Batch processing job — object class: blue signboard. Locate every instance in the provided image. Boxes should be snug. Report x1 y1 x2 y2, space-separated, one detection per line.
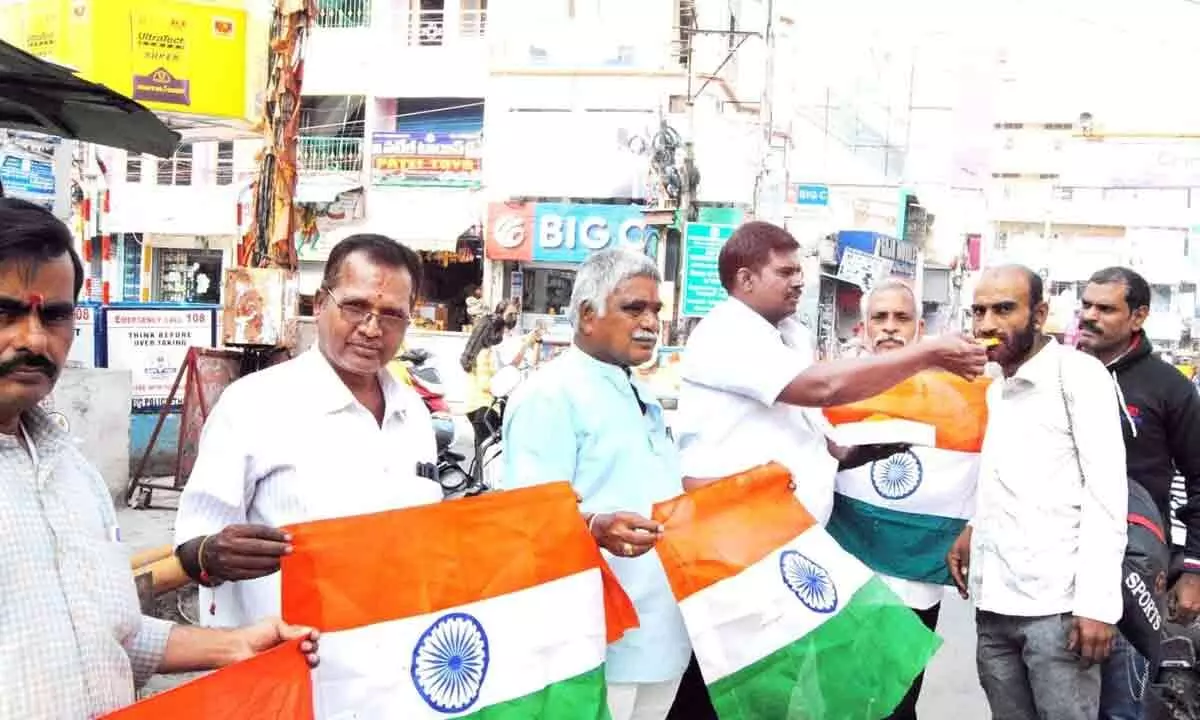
681 223 736 317
835 230 917 278
530 203 653 264
0 150 55 210
792 183 830 206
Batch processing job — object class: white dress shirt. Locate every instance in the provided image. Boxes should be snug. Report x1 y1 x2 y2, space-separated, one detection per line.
175 348 441 718
970 339 1128 624
676 298 839 523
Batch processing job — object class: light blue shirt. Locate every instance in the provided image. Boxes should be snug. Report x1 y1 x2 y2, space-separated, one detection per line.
502 346 692 683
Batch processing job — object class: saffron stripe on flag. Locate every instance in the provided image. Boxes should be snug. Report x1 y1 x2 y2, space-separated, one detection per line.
823 371 990 452
101 640 312 719
281 481 637 643
652 464 817 602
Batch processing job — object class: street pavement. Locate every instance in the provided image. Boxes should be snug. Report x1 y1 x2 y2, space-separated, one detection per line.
918 594 992 718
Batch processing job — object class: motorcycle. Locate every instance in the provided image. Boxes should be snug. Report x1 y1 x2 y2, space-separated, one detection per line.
470 365 523 489
390 349 482 500
1150 556 1200 720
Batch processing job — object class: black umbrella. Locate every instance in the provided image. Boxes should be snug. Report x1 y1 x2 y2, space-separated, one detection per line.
0 39 180 157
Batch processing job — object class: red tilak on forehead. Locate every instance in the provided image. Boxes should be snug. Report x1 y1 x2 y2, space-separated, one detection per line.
26 292 44 309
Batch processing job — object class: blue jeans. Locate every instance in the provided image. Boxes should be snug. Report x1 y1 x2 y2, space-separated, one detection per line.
1099 634 1150 720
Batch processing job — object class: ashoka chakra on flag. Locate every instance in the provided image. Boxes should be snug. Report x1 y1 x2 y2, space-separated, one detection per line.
652 463 942 719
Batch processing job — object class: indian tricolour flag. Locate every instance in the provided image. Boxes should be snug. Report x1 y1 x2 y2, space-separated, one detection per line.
823 372 989 587
652 464 941 719
280 482 637 719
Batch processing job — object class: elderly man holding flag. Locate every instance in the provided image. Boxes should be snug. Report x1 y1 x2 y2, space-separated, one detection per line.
502 248 691 720
822 278 989 720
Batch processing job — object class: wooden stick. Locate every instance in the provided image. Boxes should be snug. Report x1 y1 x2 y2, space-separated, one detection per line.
130 545 174 569
133 554 191 596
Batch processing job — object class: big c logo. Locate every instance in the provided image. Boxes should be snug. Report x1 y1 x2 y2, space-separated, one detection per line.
485 202 652 264
485 203 534 261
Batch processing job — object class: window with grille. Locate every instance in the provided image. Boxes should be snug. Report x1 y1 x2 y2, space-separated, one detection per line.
156 144 193 186
125 153 142 183
216 141 234 185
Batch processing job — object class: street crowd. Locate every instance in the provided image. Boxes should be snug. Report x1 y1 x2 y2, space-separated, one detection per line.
1 194 1198 719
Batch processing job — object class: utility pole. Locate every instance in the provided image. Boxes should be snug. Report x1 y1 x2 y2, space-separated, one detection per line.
237 0 315 270
675 2 762 224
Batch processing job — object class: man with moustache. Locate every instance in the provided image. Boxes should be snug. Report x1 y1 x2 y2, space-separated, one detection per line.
948 264 1127 720
675 222 987 520
174 234 441 718
502 249 691 720
825 278 986 720
0 198 318 717
1075 266 1200 720
669 222 986 719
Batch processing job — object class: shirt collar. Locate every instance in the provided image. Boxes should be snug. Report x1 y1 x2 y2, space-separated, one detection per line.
724 297 784 338
301 348 411 419
565 345 661 409
0 405 67 461
1010 336 1063 386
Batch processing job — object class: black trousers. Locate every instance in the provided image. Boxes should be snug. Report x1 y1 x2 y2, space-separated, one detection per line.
665 602 942 720
886 603 942 720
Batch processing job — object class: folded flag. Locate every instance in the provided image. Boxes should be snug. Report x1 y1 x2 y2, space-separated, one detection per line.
281 481 638 719
652 464 941 719
102 640 312 719
823 372 988 586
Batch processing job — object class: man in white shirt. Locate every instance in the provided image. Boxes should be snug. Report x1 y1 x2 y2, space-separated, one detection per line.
174 234 442 717
948 264 1127 720
675 221 987 521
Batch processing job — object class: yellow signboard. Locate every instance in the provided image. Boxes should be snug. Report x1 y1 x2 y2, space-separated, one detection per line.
0 0 254 123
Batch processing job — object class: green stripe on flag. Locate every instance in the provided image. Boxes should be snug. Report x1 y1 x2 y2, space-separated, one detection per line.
707 577 941 719
827 493 965 586
466 666 611 719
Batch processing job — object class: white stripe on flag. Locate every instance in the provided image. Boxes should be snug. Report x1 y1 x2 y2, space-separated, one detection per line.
314 568 607 718
679 528 873 685
835 446 978 518
827 419 937 448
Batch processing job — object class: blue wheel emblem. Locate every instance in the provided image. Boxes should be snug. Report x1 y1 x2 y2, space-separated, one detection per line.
411 612 490 713
780 550 838 613
869 450 923 500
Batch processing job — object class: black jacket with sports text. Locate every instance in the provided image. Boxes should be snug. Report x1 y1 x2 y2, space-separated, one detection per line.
1107 331 1200 567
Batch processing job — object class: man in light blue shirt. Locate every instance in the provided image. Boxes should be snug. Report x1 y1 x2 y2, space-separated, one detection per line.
502 248 691 720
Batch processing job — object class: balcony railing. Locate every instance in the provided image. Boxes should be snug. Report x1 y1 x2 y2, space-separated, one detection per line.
298 137 364 174
315 0 371 29
408 8 487 46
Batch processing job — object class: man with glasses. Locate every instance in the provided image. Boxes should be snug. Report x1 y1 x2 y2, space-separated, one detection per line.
174 234 441 718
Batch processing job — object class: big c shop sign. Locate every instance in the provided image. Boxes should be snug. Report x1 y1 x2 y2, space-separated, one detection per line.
485 202 654 263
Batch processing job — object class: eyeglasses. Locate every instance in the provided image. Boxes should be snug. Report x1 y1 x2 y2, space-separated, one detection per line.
322 288 409 334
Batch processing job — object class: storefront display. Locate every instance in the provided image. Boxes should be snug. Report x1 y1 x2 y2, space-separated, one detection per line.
413 238 483 331
152 247 224 304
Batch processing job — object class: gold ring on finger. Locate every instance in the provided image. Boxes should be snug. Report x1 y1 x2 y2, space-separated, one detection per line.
623 542 634 556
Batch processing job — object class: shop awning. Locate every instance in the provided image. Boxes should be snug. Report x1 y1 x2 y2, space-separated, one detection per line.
295 177 362 204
